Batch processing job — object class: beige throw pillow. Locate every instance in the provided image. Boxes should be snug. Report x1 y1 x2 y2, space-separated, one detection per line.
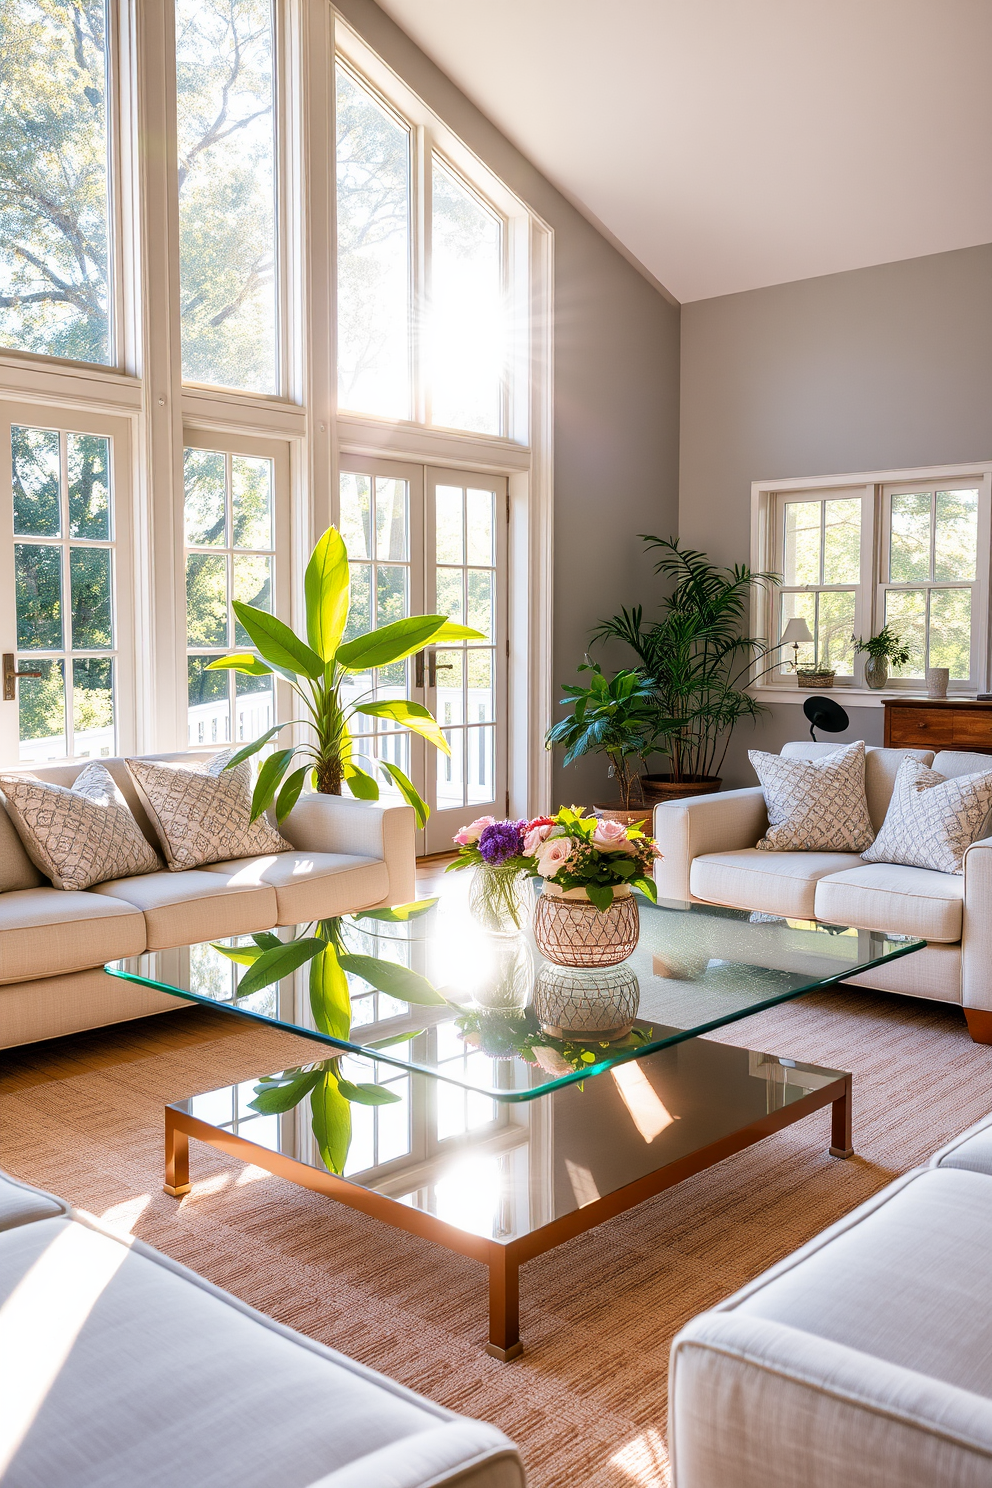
750 740 874 853
861 755 992 875
0 763 161 891
127 751 290 871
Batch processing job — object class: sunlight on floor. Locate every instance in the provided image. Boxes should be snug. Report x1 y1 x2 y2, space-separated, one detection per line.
98 1193 151 1235
186 1171 232 1200
236 1164 274 1186
0 1224 132 1473
611 1425 671 1486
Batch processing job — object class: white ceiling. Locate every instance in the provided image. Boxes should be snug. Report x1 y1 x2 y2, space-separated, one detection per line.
374 0 992 303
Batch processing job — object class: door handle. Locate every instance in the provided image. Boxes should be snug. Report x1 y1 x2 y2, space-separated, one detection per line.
3 654 42 702
428 654 454 688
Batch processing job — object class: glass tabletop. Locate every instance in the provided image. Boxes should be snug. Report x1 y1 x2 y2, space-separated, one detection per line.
108 873 923 1103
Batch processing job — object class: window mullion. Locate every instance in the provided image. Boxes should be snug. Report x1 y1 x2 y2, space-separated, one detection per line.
414 123 430 428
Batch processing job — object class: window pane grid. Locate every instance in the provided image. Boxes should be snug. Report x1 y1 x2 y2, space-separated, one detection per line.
185 448 276 746
435 484 496 810
779 495 862 678
884 487 979 680
12 424 116 761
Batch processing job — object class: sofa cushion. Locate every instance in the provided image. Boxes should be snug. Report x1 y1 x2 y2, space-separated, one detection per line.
0 887 146 986
814 862 964 942
126 752 290 871
201 851 389 924
90 869 278 951
930 1114 992 1176
0 763 160 891
780 742 934 832
750 740 874 852
0 1170 67 1231
0 1210 519 1488
0 799 44 892
689 848 865 918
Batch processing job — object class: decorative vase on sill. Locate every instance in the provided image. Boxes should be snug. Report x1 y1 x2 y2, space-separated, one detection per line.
469 864 530 937
533 963 640 1041
863 655 889 690
532 882 640 968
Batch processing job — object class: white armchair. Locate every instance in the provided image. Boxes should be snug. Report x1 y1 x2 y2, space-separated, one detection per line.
651 743 992 1043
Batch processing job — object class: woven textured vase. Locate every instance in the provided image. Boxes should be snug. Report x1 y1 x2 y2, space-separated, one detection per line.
532 883 639 967
533 964 640 1040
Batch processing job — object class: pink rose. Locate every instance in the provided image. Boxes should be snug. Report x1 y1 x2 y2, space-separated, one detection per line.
591 819 635 853
535 836 575 877
453 815 496 847
522 821 554 856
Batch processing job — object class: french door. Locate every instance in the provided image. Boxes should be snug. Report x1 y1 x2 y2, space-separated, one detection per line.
338 455 507 854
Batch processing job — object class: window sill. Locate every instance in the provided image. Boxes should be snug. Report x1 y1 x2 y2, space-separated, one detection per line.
750 685 979 707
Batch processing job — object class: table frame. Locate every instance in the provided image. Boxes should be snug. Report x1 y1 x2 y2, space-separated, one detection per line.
164 1061 852 1360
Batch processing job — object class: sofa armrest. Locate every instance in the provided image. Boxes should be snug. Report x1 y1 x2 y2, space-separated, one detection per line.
282 794 417 909
304 1421 524 1488
962 835 992 1011
669 1310 992 1488
652 788 767 902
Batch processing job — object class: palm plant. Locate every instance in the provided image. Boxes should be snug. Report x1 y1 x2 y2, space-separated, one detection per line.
544 662 658 809
592 537 778 783
208 525 482 827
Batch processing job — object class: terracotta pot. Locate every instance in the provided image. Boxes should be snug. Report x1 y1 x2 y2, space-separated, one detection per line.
637 774 722 804
533 882 639 968
592 802 653 827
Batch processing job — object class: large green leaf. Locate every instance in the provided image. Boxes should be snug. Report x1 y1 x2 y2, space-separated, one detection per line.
309 941 352 1040
210 942 266 967
352 898 438 923
233 602 324 680
305 527 350 662
430 622 486 642
235 937 324 999
377 761 429 829
248 1071 320 1115
353 699 449 753
336 953 444 1006
632 876 659 903
336 1078 401 1106
205 653 273 677
311 1074 351 1175
275 765 309 823
336 615 450 671
344 762 380 801
223 723 293 771
250 748 296 821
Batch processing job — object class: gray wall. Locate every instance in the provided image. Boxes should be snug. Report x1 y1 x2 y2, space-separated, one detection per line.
680 242 992 786
334 0 682 812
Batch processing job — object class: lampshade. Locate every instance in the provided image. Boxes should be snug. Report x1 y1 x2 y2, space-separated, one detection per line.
780 617 814 645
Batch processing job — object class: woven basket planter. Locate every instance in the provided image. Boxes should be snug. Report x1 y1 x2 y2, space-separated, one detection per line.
532 882 639 968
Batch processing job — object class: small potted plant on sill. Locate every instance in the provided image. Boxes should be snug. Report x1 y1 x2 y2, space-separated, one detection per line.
795 662 836 690
853 625 911 691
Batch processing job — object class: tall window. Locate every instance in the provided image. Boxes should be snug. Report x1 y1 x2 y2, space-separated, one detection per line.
882 484 979 680
11 424 116 759
335 63 412 420
176 0 277 393
778 494 862 678
431 158 503 434
184 447 275 745
0 0 112 364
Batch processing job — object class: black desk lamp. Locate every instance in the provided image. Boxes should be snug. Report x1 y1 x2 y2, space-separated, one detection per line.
803 696 850 742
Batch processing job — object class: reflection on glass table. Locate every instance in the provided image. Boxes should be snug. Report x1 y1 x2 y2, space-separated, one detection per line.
167 1033 852 1359
109 873 923 1103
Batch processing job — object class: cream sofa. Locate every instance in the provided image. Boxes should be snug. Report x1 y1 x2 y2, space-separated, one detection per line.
0 753 416 1049
652 742 992 1043
668 1115 992 1488
0 1165 523 1486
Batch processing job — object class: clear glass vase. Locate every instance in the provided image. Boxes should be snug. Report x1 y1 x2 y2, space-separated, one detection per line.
469 864 531 936
864 654 889 690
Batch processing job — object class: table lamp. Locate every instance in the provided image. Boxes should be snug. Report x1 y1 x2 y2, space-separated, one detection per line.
780 616 813 671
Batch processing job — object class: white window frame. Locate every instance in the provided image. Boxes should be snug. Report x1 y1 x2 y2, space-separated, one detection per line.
751 462 992 703
0 1 555 818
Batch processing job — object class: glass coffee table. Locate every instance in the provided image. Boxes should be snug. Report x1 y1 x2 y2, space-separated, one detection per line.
108 882 924 1358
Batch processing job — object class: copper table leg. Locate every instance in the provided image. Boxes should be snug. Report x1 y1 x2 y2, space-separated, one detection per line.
829 1074 854 1158
486 1248 522 1362
164 1108 191 1196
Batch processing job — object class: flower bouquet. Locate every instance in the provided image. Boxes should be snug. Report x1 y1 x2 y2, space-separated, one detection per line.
447 816 534 933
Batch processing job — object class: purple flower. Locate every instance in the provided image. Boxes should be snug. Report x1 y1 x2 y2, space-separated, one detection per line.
478 820 525 865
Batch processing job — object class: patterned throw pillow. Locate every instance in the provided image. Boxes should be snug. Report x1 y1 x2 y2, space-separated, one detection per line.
750 740 874 853
126 751 290 872
0 763 161 891
862 755 992 875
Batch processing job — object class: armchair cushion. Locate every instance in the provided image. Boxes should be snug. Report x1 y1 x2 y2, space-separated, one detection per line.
689 849 864 919
814 862 964 943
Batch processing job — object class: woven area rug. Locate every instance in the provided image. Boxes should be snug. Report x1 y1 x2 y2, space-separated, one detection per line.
2 986 990 1487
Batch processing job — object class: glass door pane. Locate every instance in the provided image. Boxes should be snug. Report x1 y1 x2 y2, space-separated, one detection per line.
424 469 506 854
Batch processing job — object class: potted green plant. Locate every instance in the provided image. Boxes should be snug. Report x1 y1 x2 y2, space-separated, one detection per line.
854 625 911 690
208 525 482 826
544 661 657 822
591 538 778 803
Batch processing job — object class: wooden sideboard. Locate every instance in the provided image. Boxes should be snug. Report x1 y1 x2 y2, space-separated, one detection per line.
883 698 992 753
